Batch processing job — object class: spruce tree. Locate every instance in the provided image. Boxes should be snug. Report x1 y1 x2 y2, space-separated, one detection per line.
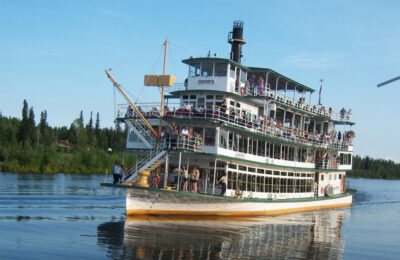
17 99 28 143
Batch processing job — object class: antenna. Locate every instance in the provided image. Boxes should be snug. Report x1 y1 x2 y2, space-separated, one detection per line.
377 76 400 87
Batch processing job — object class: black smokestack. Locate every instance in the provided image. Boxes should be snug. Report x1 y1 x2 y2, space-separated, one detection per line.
228 20 246 63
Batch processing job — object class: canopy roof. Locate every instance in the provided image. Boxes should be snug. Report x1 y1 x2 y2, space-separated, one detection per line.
182 57 315 93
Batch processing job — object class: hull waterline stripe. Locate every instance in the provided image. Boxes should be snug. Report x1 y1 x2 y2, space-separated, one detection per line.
126 202 352 216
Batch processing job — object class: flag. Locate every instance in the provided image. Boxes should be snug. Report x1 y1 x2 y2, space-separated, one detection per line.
318 79 323 106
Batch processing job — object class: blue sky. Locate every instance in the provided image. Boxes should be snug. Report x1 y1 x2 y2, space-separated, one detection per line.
1 0 399 161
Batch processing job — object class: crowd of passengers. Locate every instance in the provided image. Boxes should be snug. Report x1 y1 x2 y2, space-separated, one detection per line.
169 168 227 195
124 101 355 148
156 122 203 151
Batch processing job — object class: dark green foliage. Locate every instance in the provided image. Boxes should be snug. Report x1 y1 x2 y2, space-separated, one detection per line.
348 155 400 180
0 100 134 174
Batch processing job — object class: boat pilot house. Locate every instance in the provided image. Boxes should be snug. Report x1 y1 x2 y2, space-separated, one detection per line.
103 21 356 216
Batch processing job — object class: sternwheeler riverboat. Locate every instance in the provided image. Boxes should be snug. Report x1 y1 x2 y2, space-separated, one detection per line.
101 21 356 216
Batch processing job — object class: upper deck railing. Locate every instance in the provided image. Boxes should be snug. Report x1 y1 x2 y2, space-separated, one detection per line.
118 104 354 151
164 83 353 123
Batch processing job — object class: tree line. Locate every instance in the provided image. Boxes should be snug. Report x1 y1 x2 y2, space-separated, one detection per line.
348 155 400 180
0 100 135 174
1 100 399 178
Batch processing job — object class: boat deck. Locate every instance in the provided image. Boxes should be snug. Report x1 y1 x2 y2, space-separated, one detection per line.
100 182 355 204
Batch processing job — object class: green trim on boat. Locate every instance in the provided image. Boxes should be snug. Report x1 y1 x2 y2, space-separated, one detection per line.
100 182 354 203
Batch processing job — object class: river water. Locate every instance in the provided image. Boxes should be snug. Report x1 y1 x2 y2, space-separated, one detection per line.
0 172 399 259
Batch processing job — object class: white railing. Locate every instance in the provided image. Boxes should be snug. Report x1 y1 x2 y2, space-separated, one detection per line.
134 107 353 151
234 87 353 123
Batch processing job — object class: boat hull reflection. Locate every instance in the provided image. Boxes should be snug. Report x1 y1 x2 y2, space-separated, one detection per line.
97 209 349 259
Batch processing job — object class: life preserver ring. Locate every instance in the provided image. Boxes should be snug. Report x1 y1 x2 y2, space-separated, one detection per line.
150 175 160 187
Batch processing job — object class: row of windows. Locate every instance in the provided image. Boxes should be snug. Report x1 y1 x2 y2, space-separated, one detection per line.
227 164 314 177
188 62 248 83
219 130 315 163
227 171 314 193
340 153 352 165
189 63 228 77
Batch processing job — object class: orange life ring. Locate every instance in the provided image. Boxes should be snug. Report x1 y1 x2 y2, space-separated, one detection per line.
150 175 160 187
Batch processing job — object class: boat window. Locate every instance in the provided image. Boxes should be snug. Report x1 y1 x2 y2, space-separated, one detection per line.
266 170 272 176
189 63 201 77
190 95 197 100
339 174 342 180
228 163 237 169
248 167 256 173
285 112 293 128
273 171 280 176
288 172 294 176
258 176 264 193
204 128 216 146
183 95 188 100
281 172 287 176
216 162 226 168
201 63 213 77
219 129 228 149
228 171 236 190
197 97 205 107
206 95 214 99
240 69 247 83
216 95 224 100
257 169 264 174
229 65 236 78
215 63 227 76
321 175 324 181
238 165 246 171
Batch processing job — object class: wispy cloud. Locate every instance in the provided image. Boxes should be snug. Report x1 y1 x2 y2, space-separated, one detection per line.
96 9 128 20
281 52 346 69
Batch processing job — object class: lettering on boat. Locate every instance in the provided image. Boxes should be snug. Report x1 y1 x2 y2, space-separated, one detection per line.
198 79 215 84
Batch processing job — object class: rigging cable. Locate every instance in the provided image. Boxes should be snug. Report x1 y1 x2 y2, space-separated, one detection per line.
138 44 165 100
107 43 163 71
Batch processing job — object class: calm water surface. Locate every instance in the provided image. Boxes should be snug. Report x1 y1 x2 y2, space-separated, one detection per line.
0 172 399 259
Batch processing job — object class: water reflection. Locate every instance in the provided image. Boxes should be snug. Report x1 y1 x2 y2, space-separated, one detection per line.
97 209 349 259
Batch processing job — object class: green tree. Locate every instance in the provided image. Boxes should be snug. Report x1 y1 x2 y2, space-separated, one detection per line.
17 99 28 143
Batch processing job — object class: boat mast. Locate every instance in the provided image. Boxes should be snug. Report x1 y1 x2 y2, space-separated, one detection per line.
158 38 168 143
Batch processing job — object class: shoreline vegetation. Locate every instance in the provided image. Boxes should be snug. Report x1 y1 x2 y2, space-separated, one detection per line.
1 100 399 179
0 100 135 174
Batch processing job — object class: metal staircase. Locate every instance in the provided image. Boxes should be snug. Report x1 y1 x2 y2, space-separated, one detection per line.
125 118 156 148
124 147 167 182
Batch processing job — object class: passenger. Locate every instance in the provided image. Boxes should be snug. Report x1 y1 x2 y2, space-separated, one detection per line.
257 76 264 96
217 173 227 196
220 99 228 119
347 109 352 120
340 107 346 120
126 106 134 118
329 107 333 117
112 162 124 184
184 102 192 111
183 166 189 191
170 122 179 149
249 75 257 95
181 126 189 148
160 128 167 147
170 168 179 189
195 105 205 117
191 166 200 193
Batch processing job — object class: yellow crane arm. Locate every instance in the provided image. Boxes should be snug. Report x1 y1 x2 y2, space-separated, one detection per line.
105 70 159 138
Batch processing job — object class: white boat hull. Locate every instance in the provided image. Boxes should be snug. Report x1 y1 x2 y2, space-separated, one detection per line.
125 187 352 216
